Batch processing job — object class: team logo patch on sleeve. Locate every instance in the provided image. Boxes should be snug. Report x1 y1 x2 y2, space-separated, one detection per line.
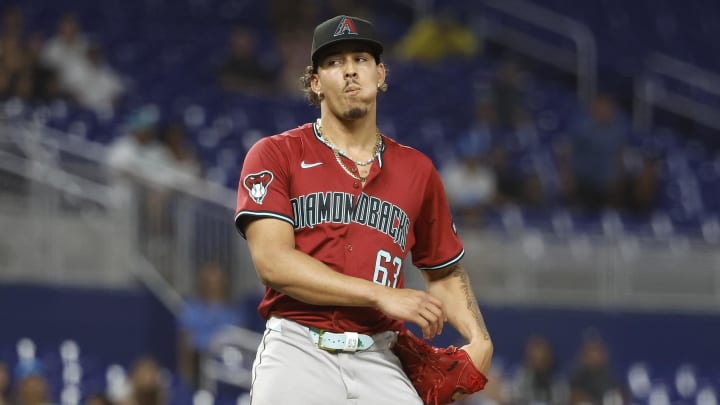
243 171 274 204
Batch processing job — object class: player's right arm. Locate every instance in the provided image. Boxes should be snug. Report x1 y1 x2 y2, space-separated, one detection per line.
243 216 445 338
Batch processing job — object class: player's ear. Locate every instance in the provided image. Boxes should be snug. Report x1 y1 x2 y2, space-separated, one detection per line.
376 63 386 88
310 73 321 95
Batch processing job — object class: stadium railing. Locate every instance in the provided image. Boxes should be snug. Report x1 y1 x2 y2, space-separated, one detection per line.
474 0 598 104
634 52 720 133
2 114 720 313
0 117 257 298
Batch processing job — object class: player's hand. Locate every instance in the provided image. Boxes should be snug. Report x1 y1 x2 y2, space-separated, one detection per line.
376 288 446 339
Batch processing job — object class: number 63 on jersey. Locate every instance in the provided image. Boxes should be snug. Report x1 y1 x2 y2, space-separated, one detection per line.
373 249 402 288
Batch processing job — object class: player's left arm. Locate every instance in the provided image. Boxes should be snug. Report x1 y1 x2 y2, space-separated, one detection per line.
421 263 493 374
411 158 493 372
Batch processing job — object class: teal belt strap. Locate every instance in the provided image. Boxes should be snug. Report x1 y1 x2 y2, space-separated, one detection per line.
308 328 375 352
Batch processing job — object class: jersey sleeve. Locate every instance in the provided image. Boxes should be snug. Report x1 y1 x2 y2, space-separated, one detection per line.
411 166 465 270
235 137 294 238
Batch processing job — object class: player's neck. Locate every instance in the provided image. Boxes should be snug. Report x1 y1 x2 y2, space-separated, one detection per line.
319 113 378 152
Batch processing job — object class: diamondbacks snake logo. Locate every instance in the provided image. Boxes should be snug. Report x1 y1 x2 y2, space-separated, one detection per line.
334 17 358 37
243 171 274 204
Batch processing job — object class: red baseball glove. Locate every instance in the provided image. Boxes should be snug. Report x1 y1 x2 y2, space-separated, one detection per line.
393 328 488 405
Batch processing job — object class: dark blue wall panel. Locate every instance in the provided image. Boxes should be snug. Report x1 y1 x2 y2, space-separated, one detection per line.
0 283 176 369
1 283 719 380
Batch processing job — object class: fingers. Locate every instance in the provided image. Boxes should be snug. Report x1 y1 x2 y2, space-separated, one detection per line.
417 294 445 339
378 288 446 339
418 313 440 339
417 311 433 339
422 304 445 337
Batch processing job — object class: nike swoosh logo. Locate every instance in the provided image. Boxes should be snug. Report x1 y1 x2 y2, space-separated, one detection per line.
300 161 323 169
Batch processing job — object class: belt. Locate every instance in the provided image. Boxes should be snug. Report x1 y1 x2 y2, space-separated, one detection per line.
266 316 395 353
308 328 377 353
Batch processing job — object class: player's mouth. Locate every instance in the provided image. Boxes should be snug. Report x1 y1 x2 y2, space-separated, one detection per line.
345 85 361 95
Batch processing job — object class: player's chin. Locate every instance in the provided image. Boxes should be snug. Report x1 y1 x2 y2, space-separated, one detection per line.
342 106 369 120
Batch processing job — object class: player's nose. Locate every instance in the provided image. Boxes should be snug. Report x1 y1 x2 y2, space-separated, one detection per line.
343 62 358 78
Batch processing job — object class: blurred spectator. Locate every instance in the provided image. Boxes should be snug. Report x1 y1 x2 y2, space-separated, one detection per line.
467 102 498 147
13 373 50 405
61 41 124 113
0 34 28 80
512 109 540 150
178 262 241 389
84 393 114 405
110 114 201 188
0 8 22 102
444 99 546 219
0 65 12 99
1 31 60 104
160 122 202 182
492 58 528 131
621 152 661 214
109 109 203 270
511 335 568 405
108 106 178 252
441 133 496 226
556 94 628 213
13 355 43 387
121 356 166 405
0 362 9 405
22 33 62 103
9 67 33 101
40 13 88 75
271 0 319 94
107 106 170 184
0 6 27 89
1 6 23 40
569 334 624 405
395 8 480 64
218 28 279 95
490 143 544 207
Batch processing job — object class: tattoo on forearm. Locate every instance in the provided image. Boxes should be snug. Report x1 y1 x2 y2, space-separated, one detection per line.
451 265 490 341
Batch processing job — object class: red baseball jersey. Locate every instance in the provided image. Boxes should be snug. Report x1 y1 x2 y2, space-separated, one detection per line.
235 121 464 334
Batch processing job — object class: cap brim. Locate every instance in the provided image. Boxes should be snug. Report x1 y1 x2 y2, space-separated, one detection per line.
312 38 383 66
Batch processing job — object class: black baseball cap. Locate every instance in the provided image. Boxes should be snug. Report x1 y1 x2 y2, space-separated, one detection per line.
311 15 383 68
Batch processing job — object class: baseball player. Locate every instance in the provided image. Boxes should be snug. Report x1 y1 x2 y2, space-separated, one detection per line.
235 15 493 404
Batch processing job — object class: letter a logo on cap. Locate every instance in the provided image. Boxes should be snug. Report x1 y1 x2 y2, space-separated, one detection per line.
333 16 358 37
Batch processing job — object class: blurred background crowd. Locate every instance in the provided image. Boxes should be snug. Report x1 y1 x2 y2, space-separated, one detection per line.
1 0 720 405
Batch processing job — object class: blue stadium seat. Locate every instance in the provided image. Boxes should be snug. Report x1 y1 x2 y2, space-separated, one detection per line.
10 0 720 241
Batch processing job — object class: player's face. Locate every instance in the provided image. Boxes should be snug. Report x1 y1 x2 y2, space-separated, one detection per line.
313 43 385 120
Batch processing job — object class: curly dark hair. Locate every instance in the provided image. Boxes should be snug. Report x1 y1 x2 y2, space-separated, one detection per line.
300 65 389 107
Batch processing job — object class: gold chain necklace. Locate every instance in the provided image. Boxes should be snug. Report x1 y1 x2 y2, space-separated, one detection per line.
317 119 381 166
333 149 368 182
316 120 382 182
